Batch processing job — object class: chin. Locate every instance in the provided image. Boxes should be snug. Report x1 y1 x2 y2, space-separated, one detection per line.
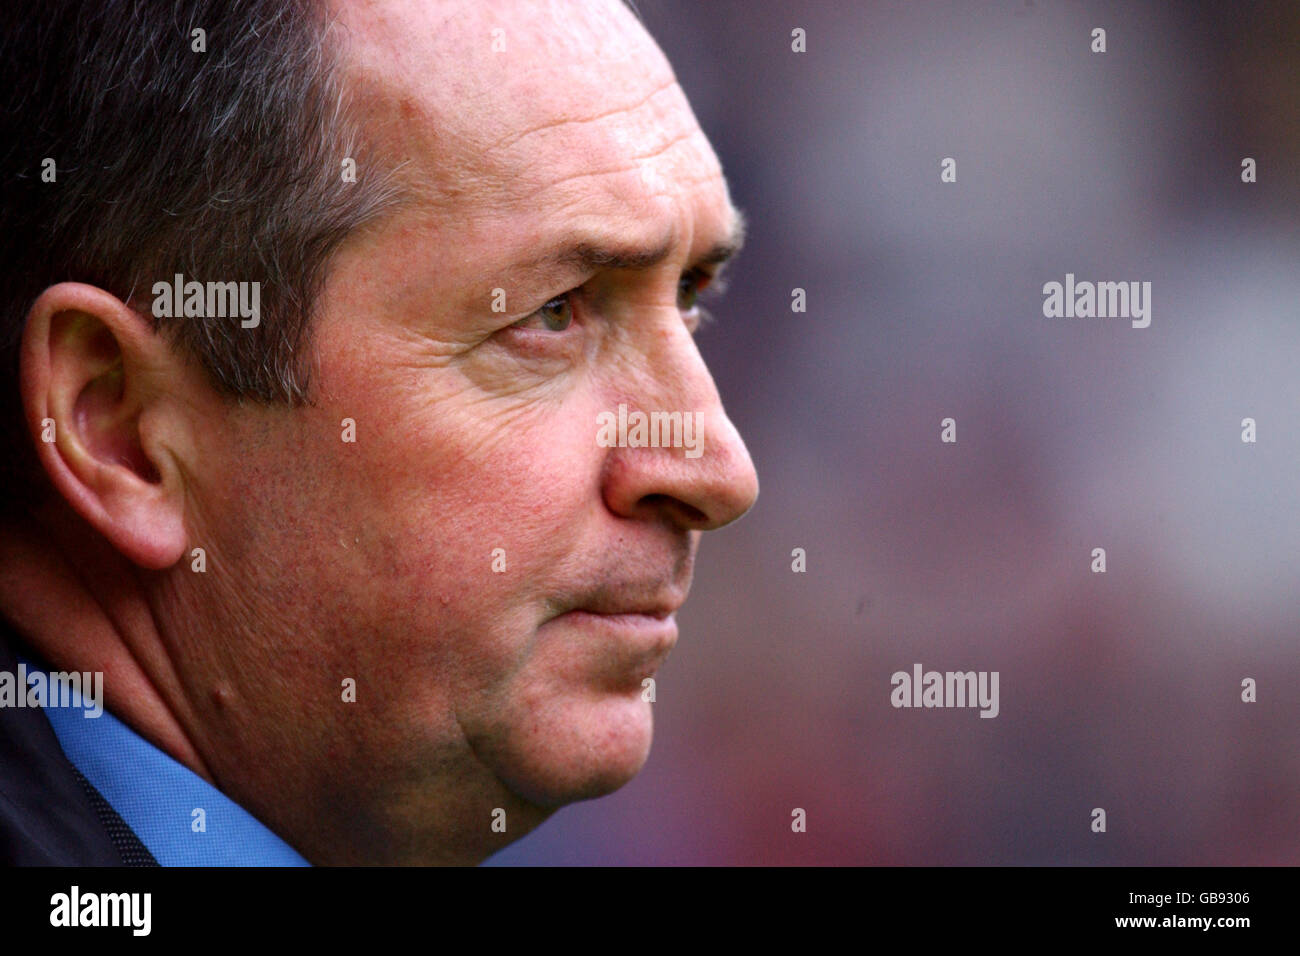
488 692 657 808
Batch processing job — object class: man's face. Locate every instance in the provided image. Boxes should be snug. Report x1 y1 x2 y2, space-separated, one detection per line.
166 0 757 863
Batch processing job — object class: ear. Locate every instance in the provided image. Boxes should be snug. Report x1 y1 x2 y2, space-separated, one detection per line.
19 282 189 569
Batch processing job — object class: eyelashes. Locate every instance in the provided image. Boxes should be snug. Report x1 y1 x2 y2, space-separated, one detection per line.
690 269 730 330
511 266 730 334
512 294 574 332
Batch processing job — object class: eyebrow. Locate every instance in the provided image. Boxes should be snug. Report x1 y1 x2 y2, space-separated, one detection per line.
523 207 748 279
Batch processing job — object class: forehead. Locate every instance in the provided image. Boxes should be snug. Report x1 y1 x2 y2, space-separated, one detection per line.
331 0 730 245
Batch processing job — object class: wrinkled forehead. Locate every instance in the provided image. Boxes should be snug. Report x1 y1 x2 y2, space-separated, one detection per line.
331 0 717 206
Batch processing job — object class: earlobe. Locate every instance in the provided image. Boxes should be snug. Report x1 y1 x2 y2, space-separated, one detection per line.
20 282 189 570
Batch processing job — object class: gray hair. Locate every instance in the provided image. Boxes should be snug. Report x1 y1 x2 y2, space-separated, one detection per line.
0 0 404 507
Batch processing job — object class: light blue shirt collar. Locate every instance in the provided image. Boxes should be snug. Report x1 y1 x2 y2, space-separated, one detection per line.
30 659 310 866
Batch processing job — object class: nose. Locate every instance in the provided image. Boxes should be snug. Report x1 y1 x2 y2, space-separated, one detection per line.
598 326 759 531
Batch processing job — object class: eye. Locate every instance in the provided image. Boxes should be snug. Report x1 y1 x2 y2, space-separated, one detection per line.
513 294 574 332
679 267 728 332
678 269 712 312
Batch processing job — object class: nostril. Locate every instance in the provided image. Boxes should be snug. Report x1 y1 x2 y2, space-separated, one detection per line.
642 493 708 527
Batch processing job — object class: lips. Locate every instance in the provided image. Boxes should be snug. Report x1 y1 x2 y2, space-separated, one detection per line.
558 609 678 630
546 584 686 625
566 604 676 621
538 562 692 688
542 605 681 686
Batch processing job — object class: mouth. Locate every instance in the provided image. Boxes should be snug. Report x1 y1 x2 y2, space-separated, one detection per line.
544 583 685 625
557 608 678 631
542 602 682 686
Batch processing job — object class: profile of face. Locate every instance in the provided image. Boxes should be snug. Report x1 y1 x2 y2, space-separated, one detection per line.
25 0 758 864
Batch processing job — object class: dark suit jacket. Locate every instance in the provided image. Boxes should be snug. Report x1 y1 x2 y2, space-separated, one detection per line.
0 619 157 865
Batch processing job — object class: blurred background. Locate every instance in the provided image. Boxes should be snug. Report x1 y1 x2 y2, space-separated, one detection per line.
489 0 1300 864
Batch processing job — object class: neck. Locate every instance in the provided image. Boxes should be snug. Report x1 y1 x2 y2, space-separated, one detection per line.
0 503 213 782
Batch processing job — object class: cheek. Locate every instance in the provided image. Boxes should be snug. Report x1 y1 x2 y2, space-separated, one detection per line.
308 317 657 798
313 340 606 677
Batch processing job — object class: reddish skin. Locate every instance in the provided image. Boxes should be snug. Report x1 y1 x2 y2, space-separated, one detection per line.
1 0 758 864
